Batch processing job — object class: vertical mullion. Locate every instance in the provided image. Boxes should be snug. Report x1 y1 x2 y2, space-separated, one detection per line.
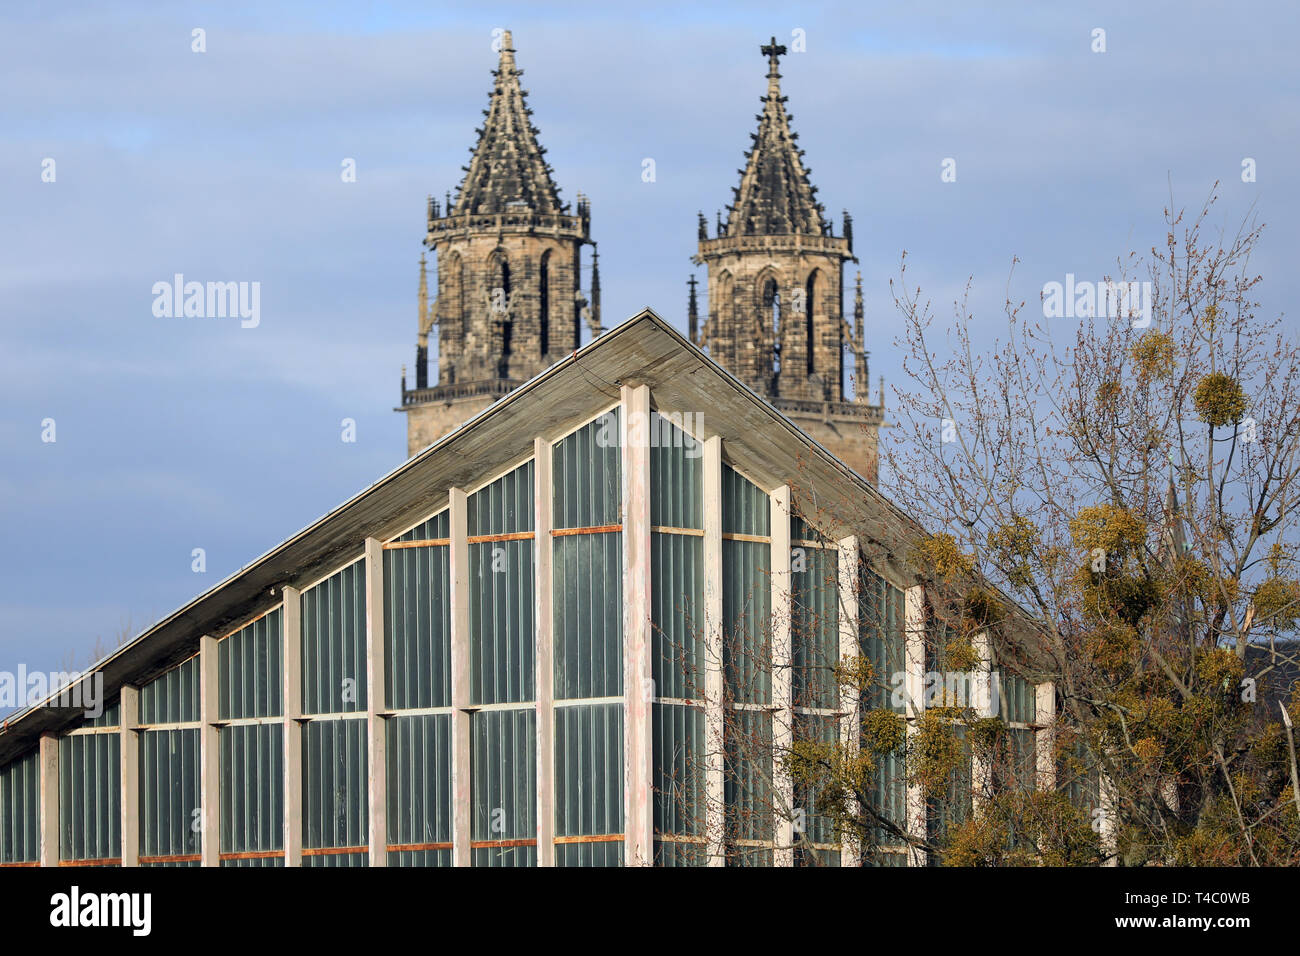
770 484 793 865
535 436 554 865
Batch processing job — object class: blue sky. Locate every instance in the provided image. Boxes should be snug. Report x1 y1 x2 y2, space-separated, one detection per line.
1 1 1298 683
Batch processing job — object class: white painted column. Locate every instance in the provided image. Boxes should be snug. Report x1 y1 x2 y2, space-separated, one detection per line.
903 583 927 866
119 684 139 867
702 435 724 866
39 733 58 867
837 536 860 867
770 484 794 867
533 436 555 866
199 633 219 867
364 536 388 867
448 487 472 867
1035 682 1056 793
282 585 303 867
970 630 994 813
622 383 654 866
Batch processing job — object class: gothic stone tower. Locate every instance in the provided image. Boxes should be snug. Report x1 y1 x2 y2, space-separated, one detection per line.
692 38 883 482
400 31 598 457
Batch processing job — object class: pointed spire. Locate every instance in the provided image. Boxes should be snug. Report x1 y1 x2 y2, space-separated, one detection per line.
418 251 429 317
415 253 430 389
451 30 564 217
725 37 826 237
590 246 602 334
854 271 866 397
687 275 699 343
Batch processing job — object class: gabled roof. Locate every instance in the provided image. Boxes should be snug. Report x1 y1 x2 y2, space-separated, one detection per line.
451 30 565 217
725 37 826 237
0 309 930 763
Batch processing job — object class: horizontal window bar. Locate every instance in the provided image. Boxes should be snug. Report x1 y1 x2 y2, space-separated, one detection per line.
297 712 367 722
465 701 536 712
219 850 285 861
386 842 453 853
139 854 201 865
551 524 622 537
382 706 455 718
383 538 450 550
216 716 284 728
59 858 122 867
554 696 624 707
469 839 537 849
302 846 368 857
466 531 534 544
554 834 623 845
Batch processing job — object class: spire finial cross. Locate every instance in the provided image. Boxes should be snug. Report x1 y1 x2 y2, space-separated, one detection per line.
761 36 786 76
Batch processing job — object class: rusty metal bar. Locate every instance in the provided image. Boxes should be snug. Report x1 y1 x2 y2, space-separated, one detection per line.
553 833 624 845
383 539 450 550
550 524 621 537
465 531 534 544
385 841 454 853
138 853 202 865
58 858 122 867
301 845 368 857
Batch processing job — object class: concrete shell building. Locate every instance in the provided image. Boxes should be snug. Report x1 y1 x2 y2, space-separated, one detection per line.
0 312 1056 868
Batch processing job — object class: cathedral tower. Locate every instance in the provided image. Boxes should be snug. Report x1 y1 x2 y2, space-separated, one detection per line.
692 38 883 482
400 31 599 456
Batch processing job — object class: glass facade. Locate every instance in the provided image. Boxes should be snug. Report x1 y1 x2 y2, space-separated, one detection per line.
721 465 773 864
650 412 706 864
59 729 121 864
861 568 908 865
0 751 39 865
469 460 537 865
301 561 369 864
220 608 285 867
384 508 453 866
791 513 840 866
553 410 625 865
139 656 200 867
0 397 1051 869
